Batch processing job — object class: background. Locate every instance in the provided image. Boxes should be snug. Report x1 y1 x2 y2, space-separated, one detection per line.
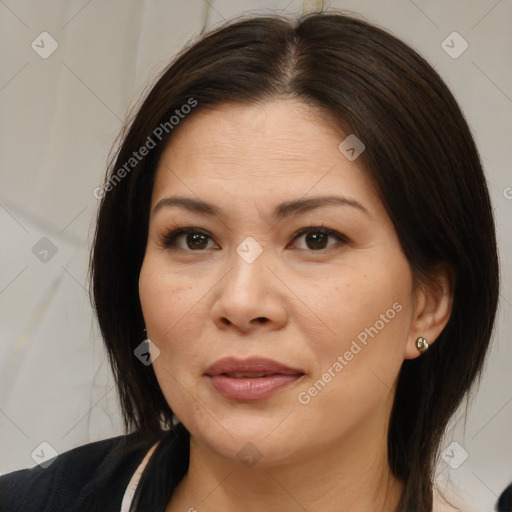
0 0 511 510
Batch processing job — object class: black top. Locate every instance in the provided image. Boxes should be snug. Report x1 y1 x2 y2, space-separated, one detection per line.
0 424 190 512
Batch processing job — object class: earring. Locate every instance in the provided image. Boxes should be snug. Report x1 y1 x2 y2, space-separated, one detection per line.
416 336 429 354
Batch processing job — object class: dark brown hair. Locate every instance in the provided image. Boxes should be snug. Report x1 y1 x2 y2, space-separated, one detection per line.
90 11 499 512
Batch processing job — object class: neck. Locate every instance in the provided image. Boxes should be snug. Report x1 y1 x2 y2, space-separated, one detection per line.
166 411 403 512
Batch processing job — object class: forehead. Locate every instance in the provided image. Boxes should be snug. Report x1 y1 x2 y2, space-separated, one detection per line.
151 99 380 215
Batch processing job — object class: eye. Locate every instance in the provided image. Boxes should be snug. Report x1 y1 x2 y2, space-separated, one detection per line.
289 226 349 251
160 228 218 251
160 226 349 252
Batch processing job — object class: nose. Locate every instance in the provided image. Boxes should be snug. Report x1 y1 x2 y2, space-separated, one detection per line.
210 244 288 334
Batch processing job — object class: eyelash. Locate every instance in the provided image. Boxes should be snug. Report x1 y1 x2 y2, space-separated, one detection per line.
159 225 350 253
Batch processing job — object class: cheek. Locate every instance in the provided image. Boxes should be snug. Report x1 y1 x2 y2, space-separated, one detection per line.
139 254 196 335
138 253 210 375
296 296 410 442
306 261 412 387
139 258 205 419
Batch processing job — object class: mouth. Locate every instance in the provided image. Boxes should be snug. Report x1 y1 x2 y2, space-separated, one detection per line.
221 372 286 378
205 357 305 401
205 356 304 376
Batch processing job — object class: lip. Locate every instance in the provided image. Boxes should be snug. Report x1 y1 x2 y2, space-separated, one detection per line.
205 356 304 376
205 356 305 401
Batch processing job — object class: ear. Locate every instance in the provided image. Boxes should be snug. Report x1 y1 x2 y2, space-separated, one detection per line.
404 263 455 360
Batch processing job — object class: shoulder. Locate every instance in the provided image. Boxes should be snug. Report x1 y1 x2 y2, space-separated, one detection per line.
0 431 161 512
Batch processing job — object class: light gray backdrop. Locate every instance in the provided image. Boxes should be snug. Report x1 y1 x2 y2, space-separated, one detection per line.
1 1 511 510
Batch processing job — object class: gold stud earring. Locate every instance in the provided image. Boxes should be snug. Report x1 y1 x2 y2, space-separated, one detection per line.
416 336 429 354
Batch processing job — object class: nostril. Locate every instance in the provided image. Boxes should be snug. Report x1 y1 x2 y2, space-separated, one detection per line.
220 317 267 326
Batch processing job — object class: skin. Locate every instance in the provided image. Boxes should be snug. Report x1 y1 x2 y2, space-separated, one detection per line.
138 98 454 512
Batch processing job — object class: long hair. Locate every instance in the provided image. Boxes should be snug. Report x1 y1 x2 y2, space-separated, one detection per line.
90 12 499 511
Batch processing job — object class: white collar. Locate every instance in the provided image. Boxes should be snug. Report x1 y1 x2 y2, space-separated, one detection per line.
120 441 160 512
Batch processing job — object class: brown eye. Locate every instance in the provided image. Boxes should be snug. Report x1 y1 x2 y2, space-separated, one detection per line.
290 227 349 251
161 229 216 251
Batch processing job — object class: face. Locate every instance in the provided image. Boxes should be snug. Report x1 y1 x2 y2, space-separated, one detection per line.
139 99 418 466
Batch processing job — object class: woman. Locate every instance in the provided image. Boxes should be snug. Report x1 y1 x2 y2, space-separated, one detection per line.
0 11 499 512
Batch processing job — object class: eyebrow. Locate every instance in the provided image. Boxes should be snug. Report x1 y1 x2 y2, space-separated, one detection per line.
152 195 370 220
